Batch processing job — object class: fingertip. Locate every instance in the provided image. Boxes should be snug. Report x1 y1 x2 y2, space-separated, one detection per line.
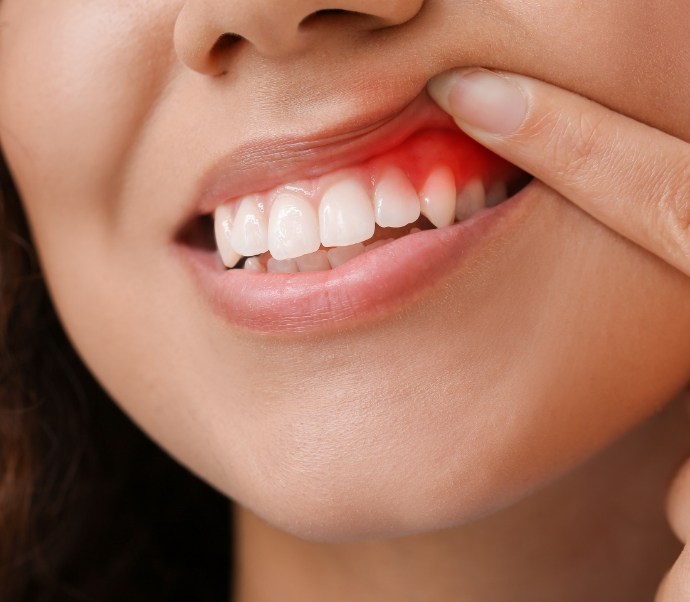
427 68 528 137
427 68 471 114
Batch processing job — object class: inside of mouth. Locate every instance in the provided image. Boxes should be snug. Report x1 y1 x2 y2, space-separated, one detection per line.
179 129 533 274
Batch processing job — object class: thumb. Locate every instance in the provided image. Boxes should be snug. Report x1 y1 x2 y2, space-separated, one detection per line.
428 68 690 278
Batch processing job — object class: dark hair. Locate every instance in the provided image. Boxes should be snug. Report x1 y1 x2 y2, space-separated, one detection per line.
0 150 229 600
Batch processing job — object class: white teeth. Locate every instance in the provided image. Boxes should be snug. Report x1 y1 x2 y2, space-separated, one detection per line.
455 179 486 221
319 178 375 247
267 257 299 273
327 243 365 268
231 195 269 257
373 167 420 228
243 257 265 272
213 205 242 268
486 181 508 208
419 166 456 228
215 164 513 273
296 249 330 272
268 192 320 260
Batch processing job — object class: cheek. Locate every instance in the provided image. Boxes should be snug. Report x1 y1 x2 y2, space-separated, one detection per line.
0 0 178 248
547 2 690 139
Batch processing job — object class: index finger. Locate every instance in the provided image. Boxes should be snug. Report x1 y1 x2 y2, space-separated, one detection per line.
428 69 690 278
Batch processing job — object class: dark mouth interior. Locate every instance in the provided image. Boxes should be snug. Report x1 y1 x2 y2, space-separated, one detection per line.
176 171 534 265
178 213 217 253
509 171 534 195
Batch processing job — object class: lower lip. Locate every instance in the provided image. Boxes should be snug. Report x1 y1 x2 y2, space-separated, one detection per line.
179 180 536 334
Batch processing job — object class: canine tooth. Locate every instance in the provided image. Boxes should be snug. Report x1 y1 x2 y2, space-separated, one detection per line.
268 192 320 260
319 178 375 247
243 257 265 272
373 167 420 228
231 195 269 257
267 257 299 273
214 205 242 268
327 243 365 268
486 181 508 207
420 166 456 228
296 250 330 272
455 179 486 221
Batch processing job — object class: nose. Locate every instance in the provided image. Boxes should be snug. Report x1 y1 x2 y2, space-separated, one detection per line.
174 0 424 75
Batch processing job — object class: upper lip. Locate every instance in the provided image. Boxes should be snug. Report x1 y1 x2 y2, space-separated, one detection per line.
192 89 458 217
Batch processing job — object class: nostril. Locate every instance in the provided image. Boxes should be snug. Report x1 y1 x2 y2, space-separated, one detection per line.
299 3 424 31
310 9 348 17
299 9 360 29
211 32 243 57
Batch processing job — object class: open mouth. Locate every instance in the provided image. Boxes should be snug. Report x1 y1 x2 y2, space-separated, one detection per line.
176 93 535 332
182 129 531 273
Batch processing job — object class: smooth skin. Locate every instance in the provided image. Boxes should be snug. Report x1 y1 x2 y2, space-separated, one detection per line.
429 66 690 600
1 1 690 600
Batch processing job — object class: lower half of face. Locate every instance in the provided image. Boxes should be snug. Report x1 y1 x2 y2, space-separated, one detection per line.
2 0 690 541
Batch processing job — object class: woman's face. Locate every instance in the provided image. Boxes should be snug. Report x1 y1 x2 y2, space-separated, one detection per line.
2 0 690 541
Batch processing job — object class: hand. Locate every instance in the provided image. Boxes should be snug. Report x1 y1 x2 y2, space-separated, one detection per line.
428 69 690 599
427 68 690 278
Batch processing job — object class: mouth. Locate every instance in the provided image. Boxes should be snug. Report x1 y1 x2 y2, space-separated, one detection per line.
176 91 533 333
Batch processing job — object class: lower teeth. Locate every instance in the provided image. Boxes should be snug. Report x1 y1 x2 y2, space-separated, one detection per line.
244 235 400 273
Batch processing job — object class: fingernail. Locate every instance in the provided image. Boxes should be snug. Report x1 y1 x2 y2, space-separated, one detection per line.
428 69 528 137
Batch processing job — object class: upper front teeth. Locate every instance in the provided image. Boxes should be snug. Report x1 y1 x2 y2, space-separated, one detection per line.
214 165 498 269
268 192 321 260
319 177 376 247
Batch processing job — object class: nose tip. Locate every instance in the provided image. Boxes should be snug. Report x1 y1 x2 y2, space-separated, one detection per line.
174 0 424 76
